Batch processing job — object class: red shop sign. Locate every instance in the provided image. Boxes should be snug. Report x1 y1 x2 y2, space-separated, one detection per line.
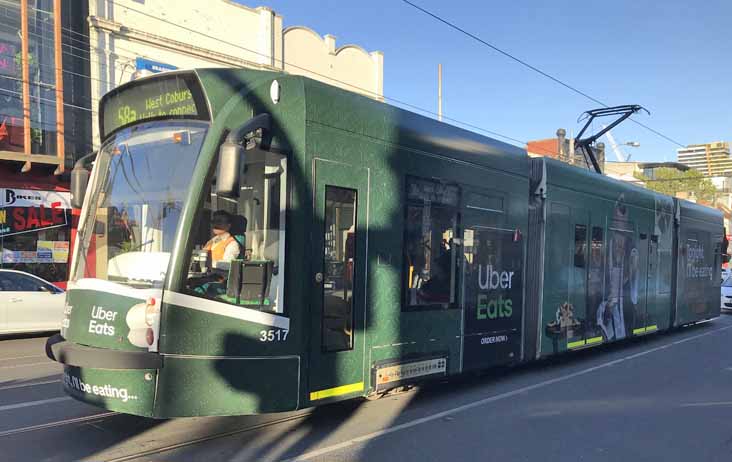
0 203 68 237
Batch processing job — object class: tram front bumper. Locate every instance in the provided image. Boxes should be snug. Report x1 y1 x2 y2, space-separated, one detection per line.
45 333 162 370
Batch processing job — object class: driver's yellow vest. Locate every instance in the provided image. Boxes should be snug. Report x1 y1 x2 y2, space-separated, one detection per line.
204 236 235 263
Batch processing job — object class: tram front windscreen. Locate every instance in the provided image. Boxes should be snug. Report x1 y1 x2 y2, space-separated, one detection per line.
73 120 209 286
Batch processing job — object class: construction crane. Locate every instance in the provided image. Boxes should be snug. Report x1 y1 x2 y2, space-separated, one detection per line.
603 125 639 162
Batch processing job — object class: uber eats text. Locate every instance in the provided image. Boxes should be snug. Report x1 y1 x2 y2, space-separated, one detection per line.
477 265 515 320
88 305 118 336
63 372 137 402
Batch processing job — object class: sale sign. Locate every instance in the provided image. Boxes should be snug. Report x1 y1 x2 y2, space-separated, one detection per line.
0 204 68 237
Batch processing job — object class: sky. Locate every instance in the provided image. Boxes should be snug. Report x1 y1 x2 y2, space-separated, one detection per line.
254 0 732 163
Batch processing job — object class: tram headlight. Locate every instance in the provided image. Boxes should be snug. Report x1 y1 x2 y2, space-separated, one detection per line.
146 328 155 346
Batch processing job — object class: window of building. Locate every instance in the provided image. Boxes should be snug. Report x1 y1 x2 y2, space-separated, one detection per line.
0 0 63 157
0 218 71 284
184 148 287 314
403 177 460 310
574 224 587 268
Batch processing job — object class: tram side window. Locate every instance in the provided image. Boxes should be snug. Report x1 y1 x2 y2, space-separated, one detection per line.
574 225 587 268
403 177 460 310
185 149 287 314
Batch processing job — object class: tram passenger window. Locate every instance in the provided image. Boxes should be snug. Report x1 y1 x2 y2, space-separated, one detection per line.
574 225 587 268
403 177 460 309
185 149 287 314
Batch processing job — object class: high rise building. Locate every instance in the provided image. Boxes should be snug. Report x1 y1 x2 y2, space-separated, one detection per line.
677 142 732 176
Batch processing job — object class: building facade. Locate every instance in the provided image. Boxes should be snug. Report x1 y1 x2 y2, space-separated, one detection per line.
0 0 382 286
87 0 384 146
677 142 732 176
0 0 91 286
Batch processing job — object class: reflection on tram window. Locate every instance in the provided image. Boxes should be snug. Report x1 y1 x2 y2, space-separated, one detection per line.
185 148 287 314
73 121 209 286
322 186 356 352
574 224 587 268
403 177 460 310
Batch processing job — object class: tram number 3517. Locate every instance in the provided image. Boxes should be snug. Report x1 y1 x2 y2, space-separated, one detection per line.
259 329 289 342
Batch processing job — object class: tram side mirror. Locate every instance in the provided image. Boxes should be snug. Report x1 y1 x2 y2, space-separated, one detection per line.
216 141 243 198
71 165 90 209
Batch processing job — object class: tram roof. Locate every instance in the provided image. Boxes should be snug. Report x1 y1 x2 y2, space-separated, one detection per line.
192 68 530 178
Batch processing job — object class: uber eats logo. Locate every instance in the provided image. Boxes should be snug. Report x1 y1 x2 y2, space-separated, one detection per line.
477 265 515 320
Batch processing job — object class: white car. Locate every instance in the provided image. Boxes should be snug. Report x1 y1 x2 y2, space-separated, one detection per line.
722 267 731 283
722 275 732 313
0 269 65 334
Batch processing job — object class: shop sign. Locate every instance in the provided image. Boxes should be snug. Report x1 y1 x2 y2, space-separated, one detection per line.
1 188 71 209
135 57 178 74
38 240 70 263
0 205 68 237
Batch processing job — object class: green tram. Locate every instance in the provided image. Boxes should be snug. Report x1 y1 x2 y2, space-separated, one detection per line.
46 69 723 417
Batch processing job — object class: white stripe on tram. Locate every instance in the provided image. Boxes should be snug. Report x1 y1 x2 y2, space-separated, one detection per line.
165 291 290 330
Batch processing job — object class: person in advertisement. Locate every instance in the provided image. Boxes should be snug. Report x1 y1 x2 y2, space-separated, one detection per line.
597 195 639 340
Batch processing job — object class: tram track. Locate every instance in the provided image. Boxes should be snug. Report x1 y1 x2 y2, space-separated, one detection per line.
102 410 317 462
0 361 59 371
0 379 61 392
0 411 117 438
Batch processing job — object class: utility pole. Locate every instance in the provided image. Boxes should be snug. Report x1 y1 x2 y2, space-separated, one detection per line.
53 0 65 175
437 63 442 121
20 0 31 173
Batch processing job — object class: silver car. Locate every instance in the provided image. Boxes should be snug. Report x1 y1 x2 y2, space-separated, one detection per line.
0 269 65 334
721 275 732 313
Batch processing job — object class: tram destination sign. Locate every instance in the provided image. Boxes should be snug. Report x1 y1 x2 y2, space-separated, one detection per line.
101 73 209 139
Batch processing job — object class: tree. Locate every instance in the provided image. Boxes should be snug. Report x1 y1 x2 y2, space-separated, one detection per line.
634 167 717 202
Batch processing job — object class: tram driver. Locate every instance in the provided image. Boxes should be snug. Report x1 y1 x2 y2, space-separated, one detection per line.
204 210 242 268
187 210 246 297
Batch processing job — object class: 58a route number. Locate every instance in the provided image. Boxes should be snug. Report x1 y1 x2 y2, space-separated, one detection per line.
260 329 289 342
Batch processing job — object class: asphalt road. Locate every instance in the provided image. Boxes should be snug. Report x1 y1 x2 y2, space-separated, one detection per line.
1 315 731 462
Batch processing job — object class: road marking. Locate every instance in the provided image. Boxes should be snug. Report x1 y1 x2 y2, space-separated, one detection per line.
680 401 732 408
0 355 45 362
0 412 117 438
0 379 61 392
0 396 71 412
0 361 58 371
281 323 732 462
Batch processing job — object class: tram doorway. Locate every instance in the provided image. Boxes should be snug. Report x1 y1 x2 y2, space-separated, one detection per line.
308 159 369 402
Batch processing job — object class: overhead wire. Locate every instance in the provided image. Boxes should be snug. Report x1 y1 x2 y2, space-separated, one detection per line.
1 0 562 158
400 0 687 148
91 0 561 154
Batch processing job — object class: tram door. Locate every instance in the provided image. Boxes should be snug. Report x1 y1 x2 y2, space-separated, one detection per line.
461 200 524 370
637 233 658 331
308 159 369 402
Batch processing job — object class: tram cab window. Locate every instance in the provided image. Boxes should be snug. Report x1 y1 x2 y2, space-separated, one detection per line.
403 177 460 310
185 149 287 314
